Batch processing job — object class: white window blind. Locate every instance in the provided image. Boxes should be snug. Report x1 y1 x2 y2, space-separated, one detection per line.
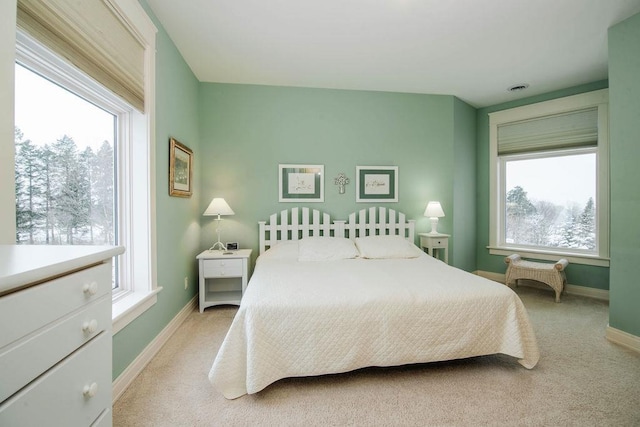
17 0 145 112
497 108 598 155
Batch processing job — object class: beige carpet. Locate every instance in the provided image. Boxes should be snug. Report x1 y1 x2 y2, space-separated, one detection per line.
113 287 640 426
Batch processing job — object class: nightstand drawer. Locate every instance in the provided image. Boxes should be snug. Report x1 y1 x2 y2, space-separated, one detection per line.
203 259 243 278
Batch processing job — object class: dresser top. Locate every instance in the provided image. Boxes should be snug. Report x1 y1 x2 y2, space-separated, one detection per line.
0 245 125 295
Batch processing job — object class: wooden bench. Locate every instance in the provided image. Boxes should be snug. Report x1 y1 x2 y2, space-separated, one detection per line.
504 254 569 302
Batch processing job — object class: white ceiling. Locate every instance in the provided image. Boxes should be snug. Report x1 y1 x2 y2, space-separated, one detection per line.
147 0 640 107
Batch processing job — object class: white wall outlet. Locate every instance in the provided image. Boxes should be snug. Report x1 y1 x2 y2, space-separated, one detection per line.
184 277 188 290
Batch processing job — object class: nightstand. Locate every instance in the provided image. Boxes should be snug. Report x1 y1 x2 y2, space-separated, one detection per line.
419 233 450 264
196 249 252 313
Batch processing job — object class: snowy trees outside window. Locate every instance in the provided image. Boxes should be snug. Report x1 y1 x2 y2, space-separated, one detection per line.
505 185 596 251
15 128 115 245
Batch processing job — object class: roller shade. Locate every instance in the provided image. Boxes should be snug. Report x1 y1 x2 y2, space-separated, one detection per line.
17 0 145 112
497 107 598 155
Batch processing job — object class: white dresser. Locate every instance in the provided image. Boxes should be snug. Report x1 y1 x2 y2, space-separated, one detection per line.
0 245 124 427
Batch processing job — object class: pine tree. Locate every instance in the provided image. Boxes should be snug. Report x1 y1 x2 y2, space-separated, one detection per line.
559 203 581 248
14 128 44 243
506 186 537 244
577 197 596 249
78 146 95 243
51 135 83 244
40 144 56 244
92 140 115 244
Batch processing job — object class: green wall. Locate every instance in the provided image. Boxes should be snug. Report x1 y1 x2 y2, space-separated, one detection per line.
608 12 640 336
453 98 477 272
111 2 201 380
198 83 476 268
475 80 610 289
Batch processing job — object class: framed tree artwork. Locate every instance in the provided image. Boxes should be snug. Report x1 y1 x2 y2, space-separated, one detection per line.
169 137 193 197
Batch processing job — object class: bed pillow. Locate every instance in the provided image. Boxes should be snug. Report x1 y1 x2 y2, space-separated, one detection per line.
258 241 299 262
354 235 422 259
298 237 360 261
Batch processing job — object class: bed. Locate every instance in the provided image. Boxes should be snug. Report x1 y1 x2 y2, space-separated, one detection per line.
209 207 539 399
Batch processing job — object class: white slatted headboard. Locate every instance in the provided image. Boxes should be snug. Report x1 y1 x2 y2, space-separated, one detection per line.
338 207 415 241
259 207 335 254
258 207 415 254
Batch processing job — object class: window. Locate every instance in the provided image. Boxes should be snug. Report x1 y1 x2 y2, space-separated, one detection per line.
489 90 609 266
15 63 120 283
15 0 159 333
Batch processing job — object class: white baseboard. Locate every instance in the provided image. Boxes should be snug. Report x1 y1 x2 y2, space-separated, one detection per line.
112 296 197 403
606 325 640 354
473 270 609 301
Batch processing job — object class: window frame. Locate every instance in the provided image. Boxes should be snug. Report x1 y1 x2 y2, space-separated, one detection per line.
488 90 610 267
15 0 159 333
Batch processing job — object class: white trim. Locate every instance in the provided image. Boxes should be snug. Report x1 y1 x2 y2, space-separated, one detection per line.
112 287 163 334
564 283 609 301
112 296 197 403
488 89 609 261
487 247 610 267
606 326 640 354
473 270 609 301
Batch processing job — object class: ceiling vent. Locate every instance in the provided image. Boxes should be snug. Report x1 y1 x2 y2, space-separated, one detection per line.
508 83 530 92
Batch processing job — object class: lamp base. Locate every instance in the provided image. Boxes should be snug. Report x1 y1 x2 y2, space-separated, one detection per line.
209 218 228 251
208 241 227 251
427 217 440 234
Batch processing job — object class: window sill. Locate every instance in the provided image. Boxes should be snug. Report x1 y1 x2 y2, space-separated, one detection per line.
112 287 163 334
487 246 609 267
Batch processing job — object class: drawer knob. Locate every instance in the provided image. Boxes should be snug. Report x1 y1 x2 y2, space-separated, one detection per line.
83 282 99 296
83 382 99 398
82 319 99 334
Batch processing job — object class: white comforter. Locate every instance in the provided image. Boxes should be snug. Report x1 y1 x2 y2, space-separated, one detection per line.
209 253 539 399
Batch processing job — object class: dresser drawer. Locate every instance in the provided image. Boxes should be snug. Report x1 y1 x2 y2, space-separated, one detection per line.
203 259 243 278
0 262 111 350
0 295 111 403
0 332 111 427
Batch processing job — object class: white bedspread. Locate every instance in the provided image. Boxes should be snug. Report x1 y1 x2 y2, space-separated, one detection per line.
209 253 539 399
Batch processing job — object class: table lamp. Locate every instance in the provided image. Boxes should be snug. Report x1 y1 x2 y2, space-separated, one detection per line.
203 198 235 251
424 201 445 235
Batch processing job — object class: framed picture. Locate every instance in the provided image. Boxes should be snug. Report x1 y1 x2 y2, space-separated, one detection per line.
279 164 324 202
169 137 193 197
356 166 398 202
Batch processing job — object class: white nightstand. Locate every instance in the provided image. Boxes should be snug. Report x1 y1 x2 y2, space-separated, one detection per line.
419 233 450 264
196 249 252 313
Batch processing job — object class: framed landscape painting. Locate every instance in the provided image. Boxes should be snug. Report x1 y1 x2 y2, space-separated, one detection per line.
279 164 324 202
169 137 193 197
356 166 398 202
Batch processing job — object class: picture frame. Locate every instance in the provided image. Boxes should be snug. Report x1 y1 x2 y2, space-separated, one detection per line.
169 137 193 197
278 164 324 202
356 166 398 202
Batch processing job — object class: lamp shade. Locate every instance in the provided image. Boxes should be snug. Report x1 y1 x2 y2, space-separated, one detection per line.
203 198 235 216
424 201 445 218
